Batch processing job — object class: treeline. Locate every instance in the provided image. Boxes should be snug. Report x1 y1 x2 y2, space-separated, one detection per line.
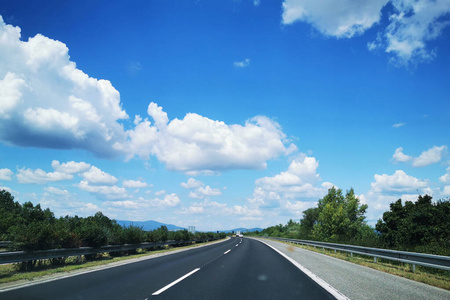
250 187 449 255
0 189 225 252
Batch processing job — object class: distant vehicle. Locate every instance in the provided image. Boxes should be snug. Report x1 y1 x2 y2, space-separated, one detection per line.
238 234 243 238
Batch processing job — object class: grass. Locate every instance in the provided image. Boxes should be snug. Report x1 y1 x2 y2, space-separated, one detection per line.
0 239 225 286
281 241 450 291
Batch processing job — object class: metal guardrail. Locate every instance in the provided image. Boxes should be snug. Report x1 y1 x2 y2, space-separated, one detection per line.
267 237 450 273
0 241 12 248
0 239 215 265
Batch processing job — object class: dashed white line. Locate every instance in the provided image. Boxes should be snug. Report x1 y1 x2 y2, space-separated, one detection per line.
224 249 231 255
235 244 239 247
152 268 201 296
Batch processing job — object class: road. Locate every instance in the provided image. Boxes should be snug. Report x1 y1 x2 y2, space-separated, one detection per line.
0 237 339 299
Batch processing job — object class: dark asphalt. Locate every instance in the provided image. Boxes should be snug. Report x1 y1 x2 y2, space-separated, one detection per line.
1 238 337 299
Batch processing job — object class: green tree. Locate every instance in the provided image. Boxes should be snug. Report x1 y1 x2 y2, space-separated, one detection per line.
312 187 368 242
376 195 450 254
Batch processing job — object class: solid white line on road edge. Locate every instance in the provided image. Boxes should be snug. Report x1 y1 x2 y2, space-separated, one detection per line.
152 268 201 296
224 250 231 254
256 239 349 300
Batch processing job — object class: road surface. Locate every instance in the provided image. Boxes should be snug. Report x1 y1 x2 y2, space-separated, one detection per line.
0 237 338 299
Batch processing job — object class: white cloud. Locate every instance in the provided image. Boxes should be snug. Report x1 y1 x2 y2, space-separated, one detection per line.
76 180 127 198
45 186 70 196
115 102 293 173
123 179 148 188
51 160 91 174
234 58 250 68
392 145 447 166
248 154 329 209
282 0 388 38
393 147 412 162
281 1 450 65
392 122 406 128
17 168 73 184
412 145 447 167
371 170 428 193
189 186 222 199
379 0 450 65
178 206 205 214
439 167 450 183
155 190 166 196
253 0 261 6
442 185 450 196
0 16 128 157
148 193 181 208
181 178 203 189
0 168 13 181
81 166 118 185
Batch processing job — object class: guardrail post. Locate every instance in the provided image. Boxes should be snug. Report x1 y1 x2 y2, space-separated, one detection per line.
374 257 377 263
351 252 353 258
334 249 336 254
412 264 416 273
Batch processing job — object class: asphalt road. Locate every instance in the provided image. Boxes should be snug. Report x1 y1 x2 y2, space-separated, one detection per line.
0 237 338 299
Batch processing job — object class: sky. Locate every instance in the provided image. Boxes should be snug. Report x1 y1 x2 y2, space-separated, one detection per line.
0 0 449 231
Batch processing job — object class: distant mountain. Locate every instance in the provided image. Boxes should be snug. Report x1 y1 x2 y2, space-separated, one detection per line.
116 220 185 231
222 227 263 233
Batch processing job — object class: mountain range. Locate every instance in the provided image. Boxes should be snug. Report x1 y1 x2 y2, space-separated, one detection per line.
116 220 262 233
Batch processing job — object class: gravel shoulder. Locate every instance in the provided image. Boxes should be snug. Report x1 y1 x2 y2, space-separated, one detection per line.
255 238 450 300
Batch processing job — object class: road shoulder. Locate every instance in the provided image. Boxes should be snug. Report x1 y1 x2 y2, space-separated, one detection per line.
253 237 450 300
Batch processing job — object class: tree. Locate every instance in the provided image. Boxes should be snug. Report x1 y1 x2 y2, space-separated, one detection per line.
0 190 21 240
312 187 368 242
376 195 450 254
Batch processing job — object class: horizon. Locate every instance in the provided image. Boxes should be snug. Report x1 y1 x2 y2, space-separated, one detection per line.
0 1 449 231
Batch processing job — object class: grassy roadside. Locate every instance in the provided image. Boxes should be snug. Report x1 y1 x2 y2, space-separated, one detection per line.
277 240 450 291
0 239 226 285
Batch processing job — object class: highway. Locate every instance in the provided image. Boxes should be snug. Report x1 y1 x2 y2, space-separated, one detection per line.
0 237 338 299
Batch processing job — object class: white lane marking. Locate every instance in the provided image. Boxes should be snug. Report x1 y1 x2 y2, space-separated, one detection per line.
224 250 231 255
235 244 239 247
152 268 201 296
256 239 349 300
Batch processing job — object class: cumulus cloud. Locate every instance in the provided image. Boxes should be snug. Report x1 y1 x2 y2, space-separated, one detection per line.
0 168 13 181
281 1 450 65
76 180 127 199
181 178 203 189
282 0 388 38
393 147 412 162
439 167 450 183
373 0 450 65
189 186 222 199
392 145 447 166
248 154 330 209
181 178 222 199
123 179 148 188
81 166 118 185
371 170 428 193
106 193 180 210
17 168 73 184
0 16 128 157
114 102 294 173
412 145 447 167
45 186 70 196
51 160 91 174
234 58 250 68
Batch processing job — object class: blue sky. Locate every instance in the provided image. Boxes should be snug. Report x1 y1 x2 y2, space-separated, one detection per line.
0 0 449 231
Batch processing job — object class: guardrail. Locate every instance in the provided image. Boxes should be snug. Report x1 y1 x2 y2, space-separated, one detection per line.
266 237 450 273
0 239 216 265
0 241 12 248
